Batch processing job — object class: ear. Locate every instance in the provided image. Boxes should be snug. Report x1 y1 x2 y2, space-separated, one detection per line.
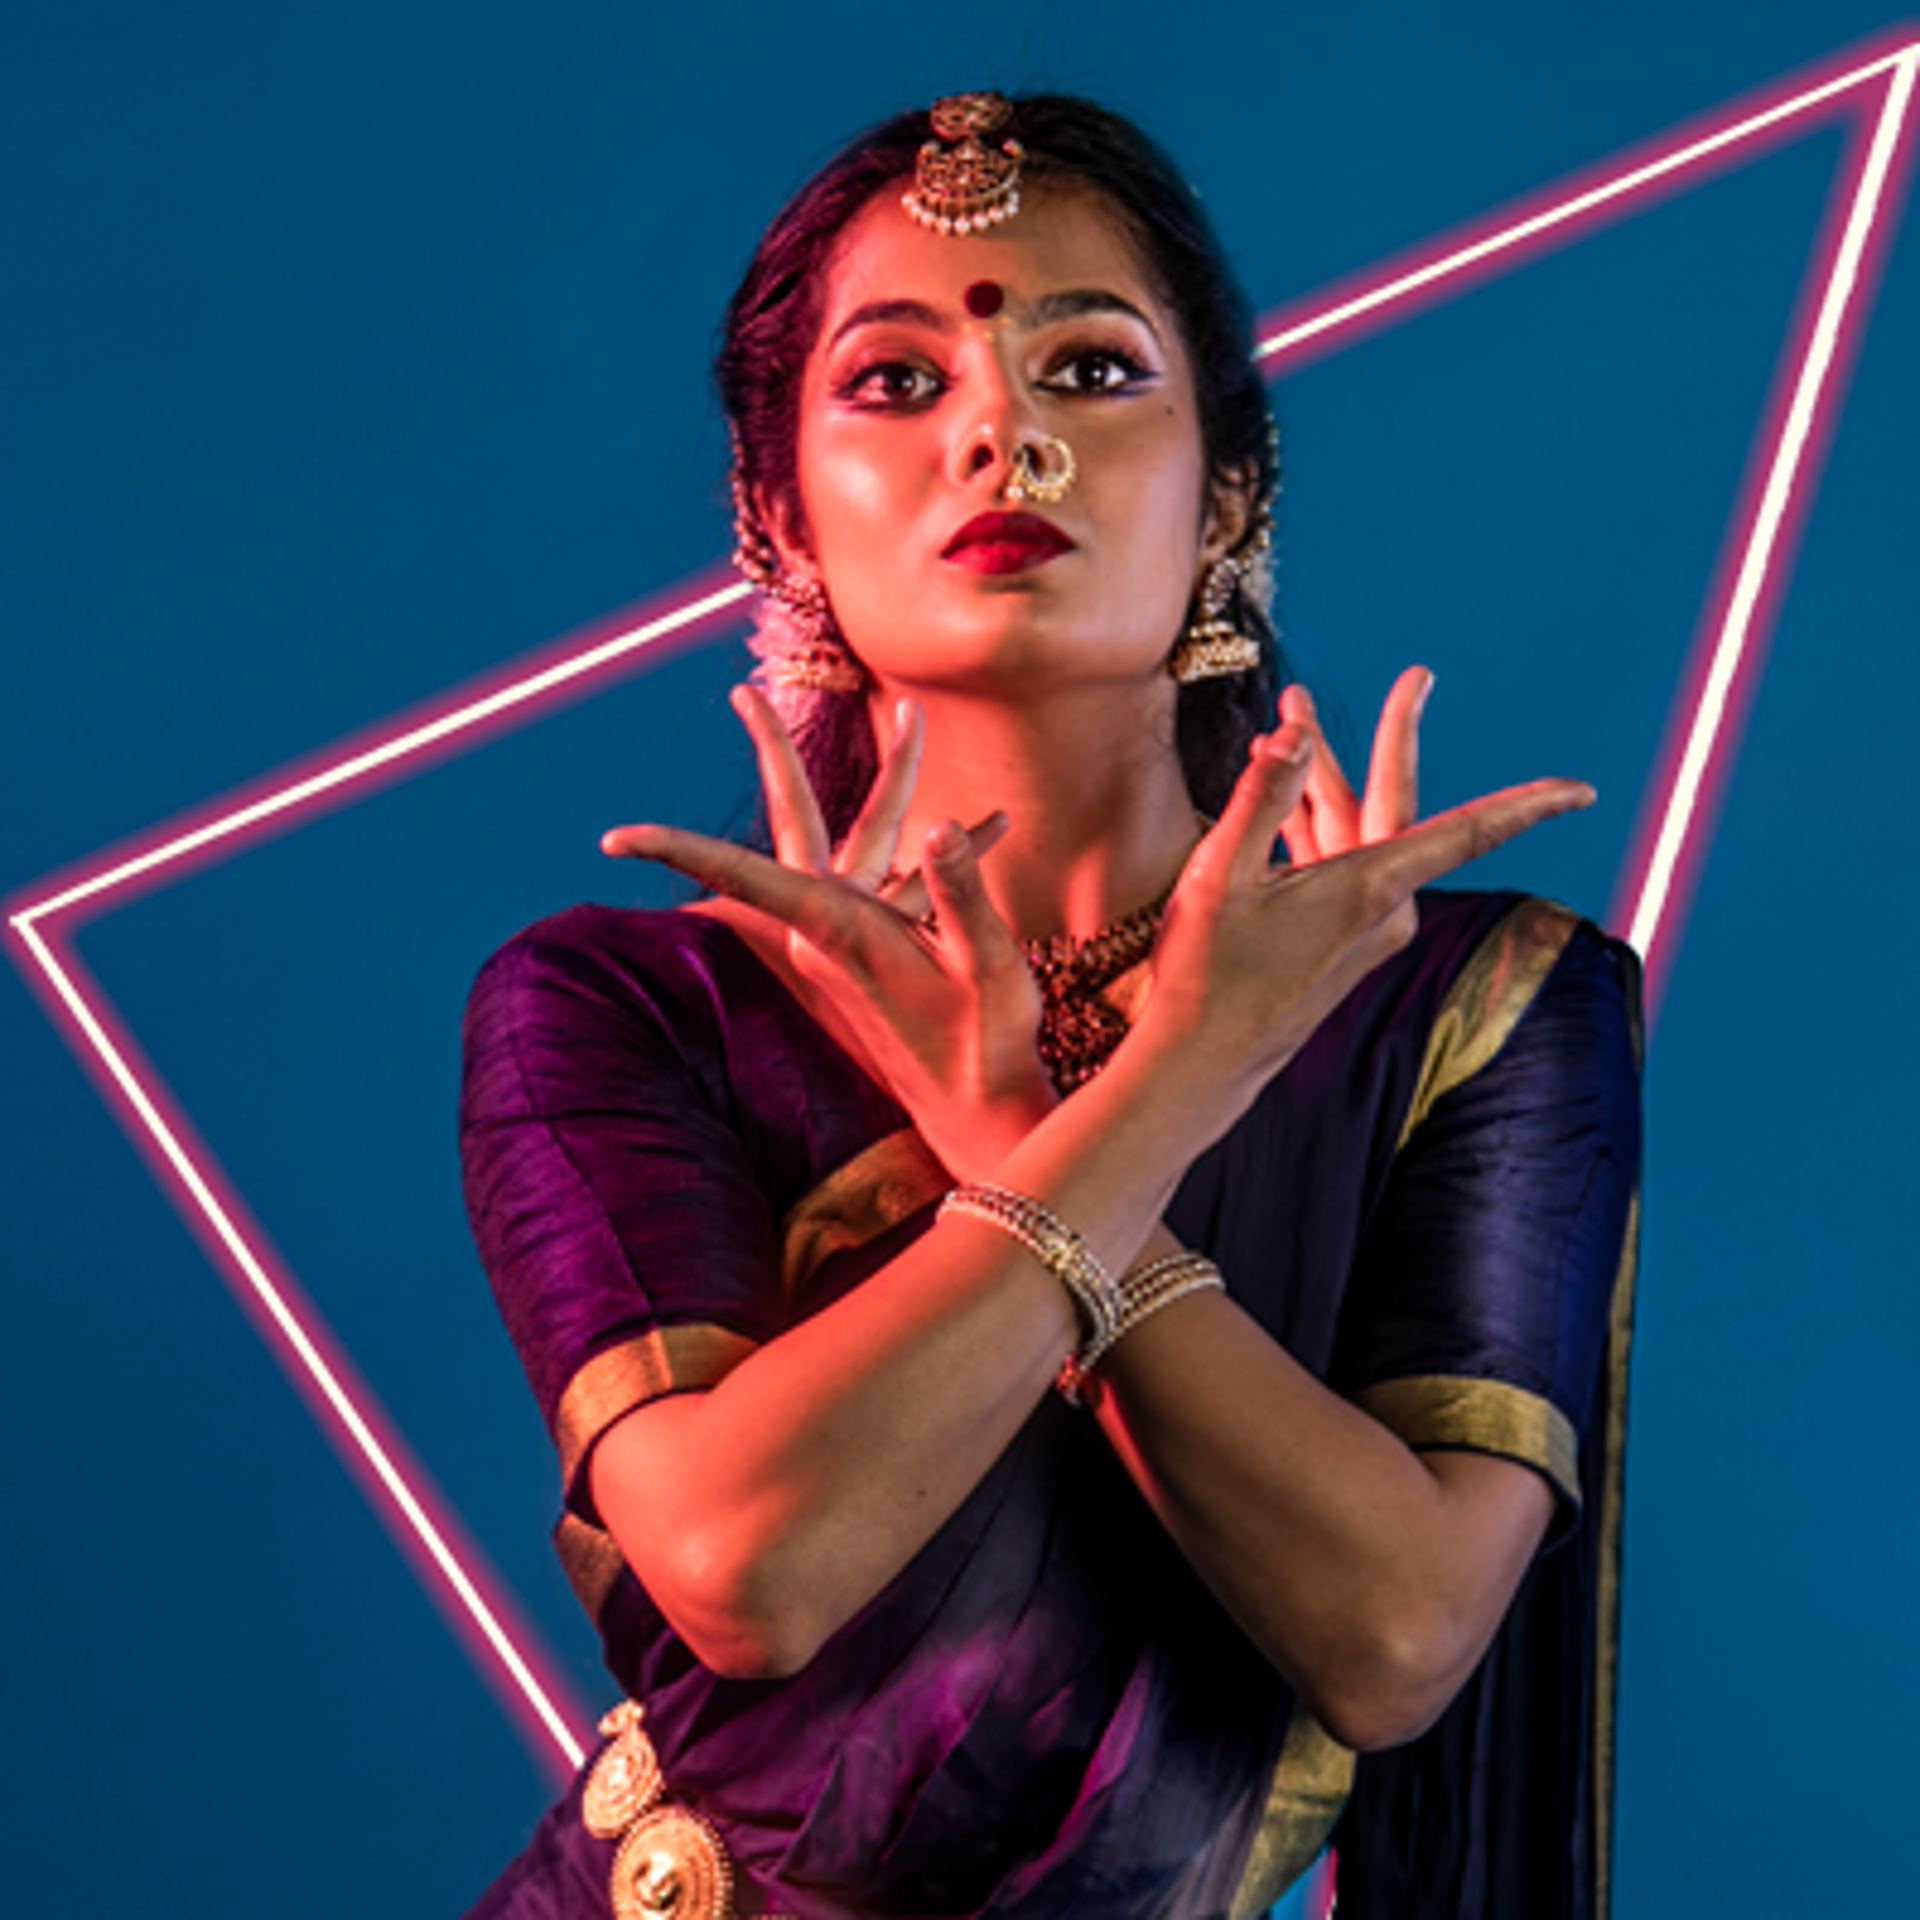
1198 465 1258 567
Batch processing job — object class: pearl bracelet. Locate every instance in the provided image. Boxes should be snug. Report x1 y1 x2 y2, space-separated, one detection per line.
938 1182 1122 1345
1056 1251 1225 1403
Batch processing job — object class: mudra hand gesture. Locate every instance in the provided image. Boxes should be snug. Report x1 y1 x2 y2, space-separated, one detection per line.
605 683 1058 1180
603 672 1592 1172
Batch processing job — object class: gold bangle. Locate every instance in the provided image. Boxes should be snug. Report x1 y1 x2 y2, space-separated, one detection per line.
938 1183 1121 1344
1057 1252 1225 1403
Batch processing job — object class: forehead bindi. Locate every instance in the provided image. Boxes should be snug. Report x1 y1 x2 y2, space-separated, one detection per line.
821 190 1163 336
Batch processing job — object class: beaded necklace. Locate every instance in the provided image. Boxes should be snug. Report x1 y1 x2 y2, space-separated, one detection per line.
1022 887 1171 1092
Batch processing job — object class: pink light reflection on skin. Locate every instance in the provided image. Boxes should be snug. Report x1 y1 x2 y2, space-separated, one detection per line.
6 30 1916 1788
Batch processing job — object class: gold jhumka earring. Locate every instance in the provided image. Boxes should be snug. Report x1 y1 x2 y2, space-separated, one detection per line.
1166 516 1273 684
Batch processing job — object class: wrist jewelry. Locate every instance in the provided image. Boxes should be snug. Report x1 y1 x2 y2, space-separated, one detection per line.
1056 1252 1225 1403
939 1183 1121 1344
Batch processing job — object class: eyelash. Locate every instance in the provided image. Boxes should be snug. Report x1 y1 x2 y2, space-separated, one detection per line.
834 344 1157 411
1038 346 1156 396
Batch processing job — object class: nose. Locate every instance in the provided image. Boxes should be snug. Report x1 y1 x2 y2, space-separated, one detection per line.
945 348 1046 492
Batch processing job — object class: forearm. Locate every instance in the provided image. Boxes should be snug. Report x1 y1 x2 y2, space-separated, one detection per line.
1083 1285 1552 1751
589 1034 1236 1678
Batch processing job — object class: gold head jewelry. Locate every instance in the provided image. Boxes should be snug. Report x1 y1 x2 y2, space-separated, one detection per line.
903 93 1027 236
1005 433 1077 506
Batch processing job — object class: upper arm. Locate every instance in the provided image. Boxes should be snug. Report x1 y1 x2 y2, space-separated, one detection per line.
1335 907 1642 1539
459 919 787 1518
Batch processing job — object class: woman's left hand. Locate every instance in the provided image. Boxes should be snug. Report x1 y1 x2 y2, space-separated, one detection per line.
601 686 1057 1180
1278 666 1432 862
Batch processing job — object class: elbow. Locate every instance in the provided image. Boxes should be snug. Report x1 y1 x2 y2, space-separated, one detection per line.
1294 1608 1476 1754
644 1527 833 1682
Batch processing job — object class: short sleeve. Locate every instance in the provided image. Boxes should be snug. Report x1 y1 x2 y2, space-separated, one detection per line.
1330 901 1642 1530
459 912 790 1515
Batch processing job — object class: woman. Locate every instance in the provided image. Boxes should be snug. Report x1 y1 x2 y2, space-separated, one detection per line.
460 92 1640 1920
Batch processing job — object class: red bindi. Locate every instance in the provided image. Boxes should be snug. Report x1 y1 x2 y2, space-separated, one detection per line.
963 280 1005 319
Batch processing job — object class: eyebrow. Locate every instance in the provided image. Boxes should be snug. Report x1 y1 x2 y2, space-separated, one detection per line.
825 287 1164 350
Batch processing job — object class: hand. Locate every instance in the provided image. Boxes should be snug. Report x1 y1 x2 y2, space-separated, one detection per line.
601 686 1057 1177
1278 667 1431 862
1134 713 1593 1133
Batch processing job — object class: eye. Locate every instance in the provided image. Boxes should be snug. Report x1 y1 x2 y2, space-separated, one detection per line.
835 359 947 410
1039 346 1156 396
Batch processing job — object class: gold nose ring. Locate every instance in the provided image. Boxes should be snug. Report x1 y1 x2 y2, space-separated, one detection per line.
1005 434 1077 506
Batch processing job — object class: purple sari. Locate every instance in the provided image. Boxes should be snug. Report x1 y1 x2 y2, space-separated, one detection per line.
459 889 1640 1918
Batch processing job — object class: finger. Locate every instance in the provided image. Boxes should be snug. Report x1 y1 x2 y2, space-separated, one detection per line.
601 821 864 955
839 699 926 888
1280 794 1322 866
1284 684 1359 856
1359 666 1432 844
731 684 832 876
885 810 1009 922
1194 724 1315 891
1345 778 1596 910
919 819 1026 983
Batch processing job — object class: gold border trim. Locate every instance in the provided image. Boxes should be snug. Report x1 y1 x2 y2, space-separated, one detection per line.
779 1127 950 1299
1396 896 1580 1152
1227 1700 1357 1917
554 1510 631 1625
555 1325 762 1501
1358 1373 1581 1509
1594 1188 1639 1919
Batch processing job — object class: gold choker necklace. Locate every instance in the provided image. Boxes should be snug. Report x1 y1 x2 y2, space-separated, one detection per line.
1022 890 1169 1092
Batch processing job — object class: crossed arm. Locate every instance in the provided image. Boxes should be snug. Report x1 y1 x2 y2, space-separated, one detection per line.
586 676 1579 1749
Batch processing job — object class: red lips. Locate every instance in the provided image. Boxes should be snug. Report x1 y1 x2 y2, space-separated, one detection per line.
942 511 1075 574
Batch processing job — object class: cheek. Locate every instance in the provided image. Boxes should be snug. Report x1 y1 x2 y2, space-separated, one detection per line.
798 422 914 564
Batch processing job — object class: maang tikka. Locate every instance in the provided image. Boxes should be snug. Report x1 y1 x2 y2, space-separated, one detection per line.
903 93 1026 236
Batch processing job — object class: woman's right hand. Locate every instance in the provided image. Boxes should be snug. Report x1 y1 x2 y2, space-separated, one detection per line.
602 685 1057 1180
1133 715 1594 1137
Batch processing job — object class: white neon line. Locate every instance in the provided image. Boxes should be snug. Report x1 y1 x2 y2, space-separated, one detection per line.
1625 48 1918 958
11 917 587 1770
15 579 754 930
1255 50 1905 362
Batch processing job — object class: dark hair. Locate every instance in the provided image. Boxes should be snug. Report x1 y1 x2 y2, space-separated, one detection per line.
716 94 1285 834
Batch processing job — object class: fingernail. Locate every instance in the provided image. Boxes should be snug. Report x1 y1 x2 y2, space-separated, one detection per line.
1416 669 1436 713
893 698 914 742
927 819 966 861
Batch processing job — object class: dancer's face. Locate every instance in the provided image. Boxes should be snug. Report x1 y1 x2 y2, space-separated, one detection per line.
775 183 1246 698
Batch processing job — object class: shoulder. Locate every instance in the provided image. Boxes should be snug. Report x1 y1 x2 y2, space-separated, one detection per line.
1396 893 1641 1146
460 904 797 1127
464 903 789 1053
469 902 755 1005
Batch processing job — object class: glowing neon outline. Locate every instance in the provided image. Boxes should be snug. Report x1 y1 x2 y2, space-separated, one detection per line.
7 29 1915 1778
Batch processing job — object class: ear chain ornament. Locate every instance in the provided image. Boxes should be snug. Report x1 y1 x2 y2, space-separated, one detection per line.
729 460 868 696
903 93 1026 237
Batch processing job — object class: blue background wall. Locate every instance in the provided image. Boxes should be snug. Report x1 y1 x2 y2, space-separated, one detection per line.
5 3 1916 1913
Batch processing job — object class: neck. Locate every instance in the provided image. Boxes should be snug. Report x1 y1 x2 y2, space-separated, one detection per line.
873 677 1201 943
